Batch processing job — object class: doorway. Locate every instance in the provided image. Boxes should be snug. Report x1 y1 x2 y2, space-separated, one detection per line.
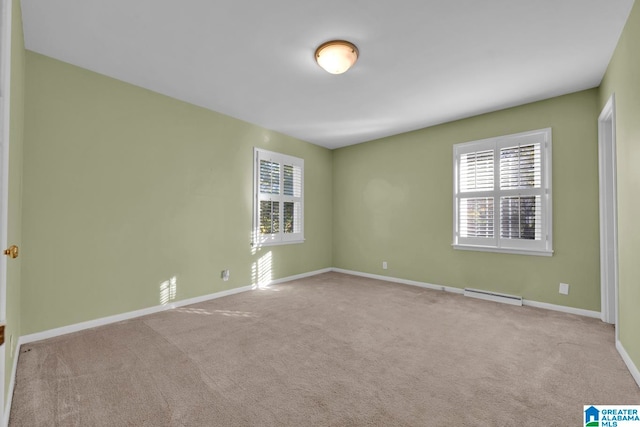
0 0 13 420
598 94 618 330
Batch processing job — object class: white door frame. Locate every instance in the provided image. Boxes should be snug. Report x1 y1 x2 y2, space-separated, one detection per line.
598 94 618 331
0 0 13 422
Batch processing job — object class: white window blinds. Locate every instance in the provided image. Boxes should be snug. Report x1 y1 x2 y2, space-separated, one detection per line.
460 150 494 192
253 148 304 246
453 129 552 255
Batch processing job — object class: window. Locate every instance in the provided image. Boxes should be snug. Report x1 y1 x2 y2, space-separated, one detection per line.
253 148 304 246
453 128 552 256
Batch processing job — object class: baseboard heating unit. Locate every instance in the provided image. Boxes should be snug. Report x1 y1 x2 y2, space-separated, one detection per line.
463 288 523 306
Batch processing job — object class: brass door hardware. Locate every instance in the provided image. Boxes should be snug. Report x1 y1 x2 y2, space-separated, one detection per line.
4 245 18 259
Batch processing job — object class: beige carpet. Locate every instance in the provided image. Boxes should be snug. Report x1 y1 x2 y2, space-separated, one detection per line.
9 272 640 426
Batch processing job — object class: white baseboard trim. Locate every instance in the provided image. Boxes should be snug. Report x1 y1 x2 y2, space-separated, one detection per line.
522 299 600 319
20 285 252 344
21 268 332 345
19 266 600 347
617 340 640 389
331 268 601 319
3 336 21 427
331 268 464 294
268 268 333 286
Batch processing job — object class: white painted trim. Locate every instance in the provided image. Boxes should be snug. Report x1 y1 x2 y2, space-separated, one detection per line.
521 299 600 319
331 268 601 318
598 94 618 329
331 268 463 294
19 267 603 345
20 284 251 344
21 268 331 345
267 268 332 285
0 0 15 421
3 336 19 427
452 244 553 257
617 340 640 389
0 0 14 320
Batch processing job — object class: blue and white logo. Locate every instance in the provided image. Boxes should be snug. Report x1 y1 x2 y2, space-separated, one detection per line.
584 406 640 427
585 406 600 426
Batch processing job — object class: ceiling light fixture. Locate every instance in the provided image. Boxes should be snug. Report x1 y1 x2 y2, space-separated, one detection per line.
315 40 359 75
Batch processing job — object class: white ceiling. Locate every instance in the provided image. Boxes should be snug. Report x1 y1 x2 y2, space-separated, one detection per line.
21 0 635 149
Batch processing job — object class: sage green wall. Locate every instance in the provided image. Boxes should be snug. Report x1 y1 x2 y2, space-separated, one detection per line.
5 0 25 405
599 0 640 377
333 89 600 310
21 52 332 335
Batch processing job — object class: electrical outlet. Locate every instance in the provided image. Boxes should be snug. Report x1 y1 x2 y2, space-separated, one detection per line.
382 261 388 270
559 283 569 295
221 269 230 281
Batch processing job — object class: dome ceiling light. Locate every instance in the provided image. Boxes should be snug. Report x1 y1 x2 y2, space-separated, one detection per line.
315 40 359 75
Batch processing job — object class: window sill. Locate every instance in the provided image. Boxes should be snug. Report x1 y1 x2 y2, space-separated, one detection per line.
452 244 553 257
252 239 305 248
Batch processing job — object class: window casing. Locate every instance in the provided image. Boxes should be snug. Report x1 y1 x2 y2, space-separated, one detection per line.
453 128 552 256
253 148 304 246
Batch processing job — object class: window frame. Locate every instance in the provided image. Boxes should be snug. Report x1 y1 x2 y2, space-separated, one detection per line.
252 148 304 247
452 128 553 256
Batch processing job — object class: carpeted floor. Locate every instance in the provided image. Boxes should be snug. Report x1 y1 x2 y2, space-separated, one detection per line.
9 272 640 426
